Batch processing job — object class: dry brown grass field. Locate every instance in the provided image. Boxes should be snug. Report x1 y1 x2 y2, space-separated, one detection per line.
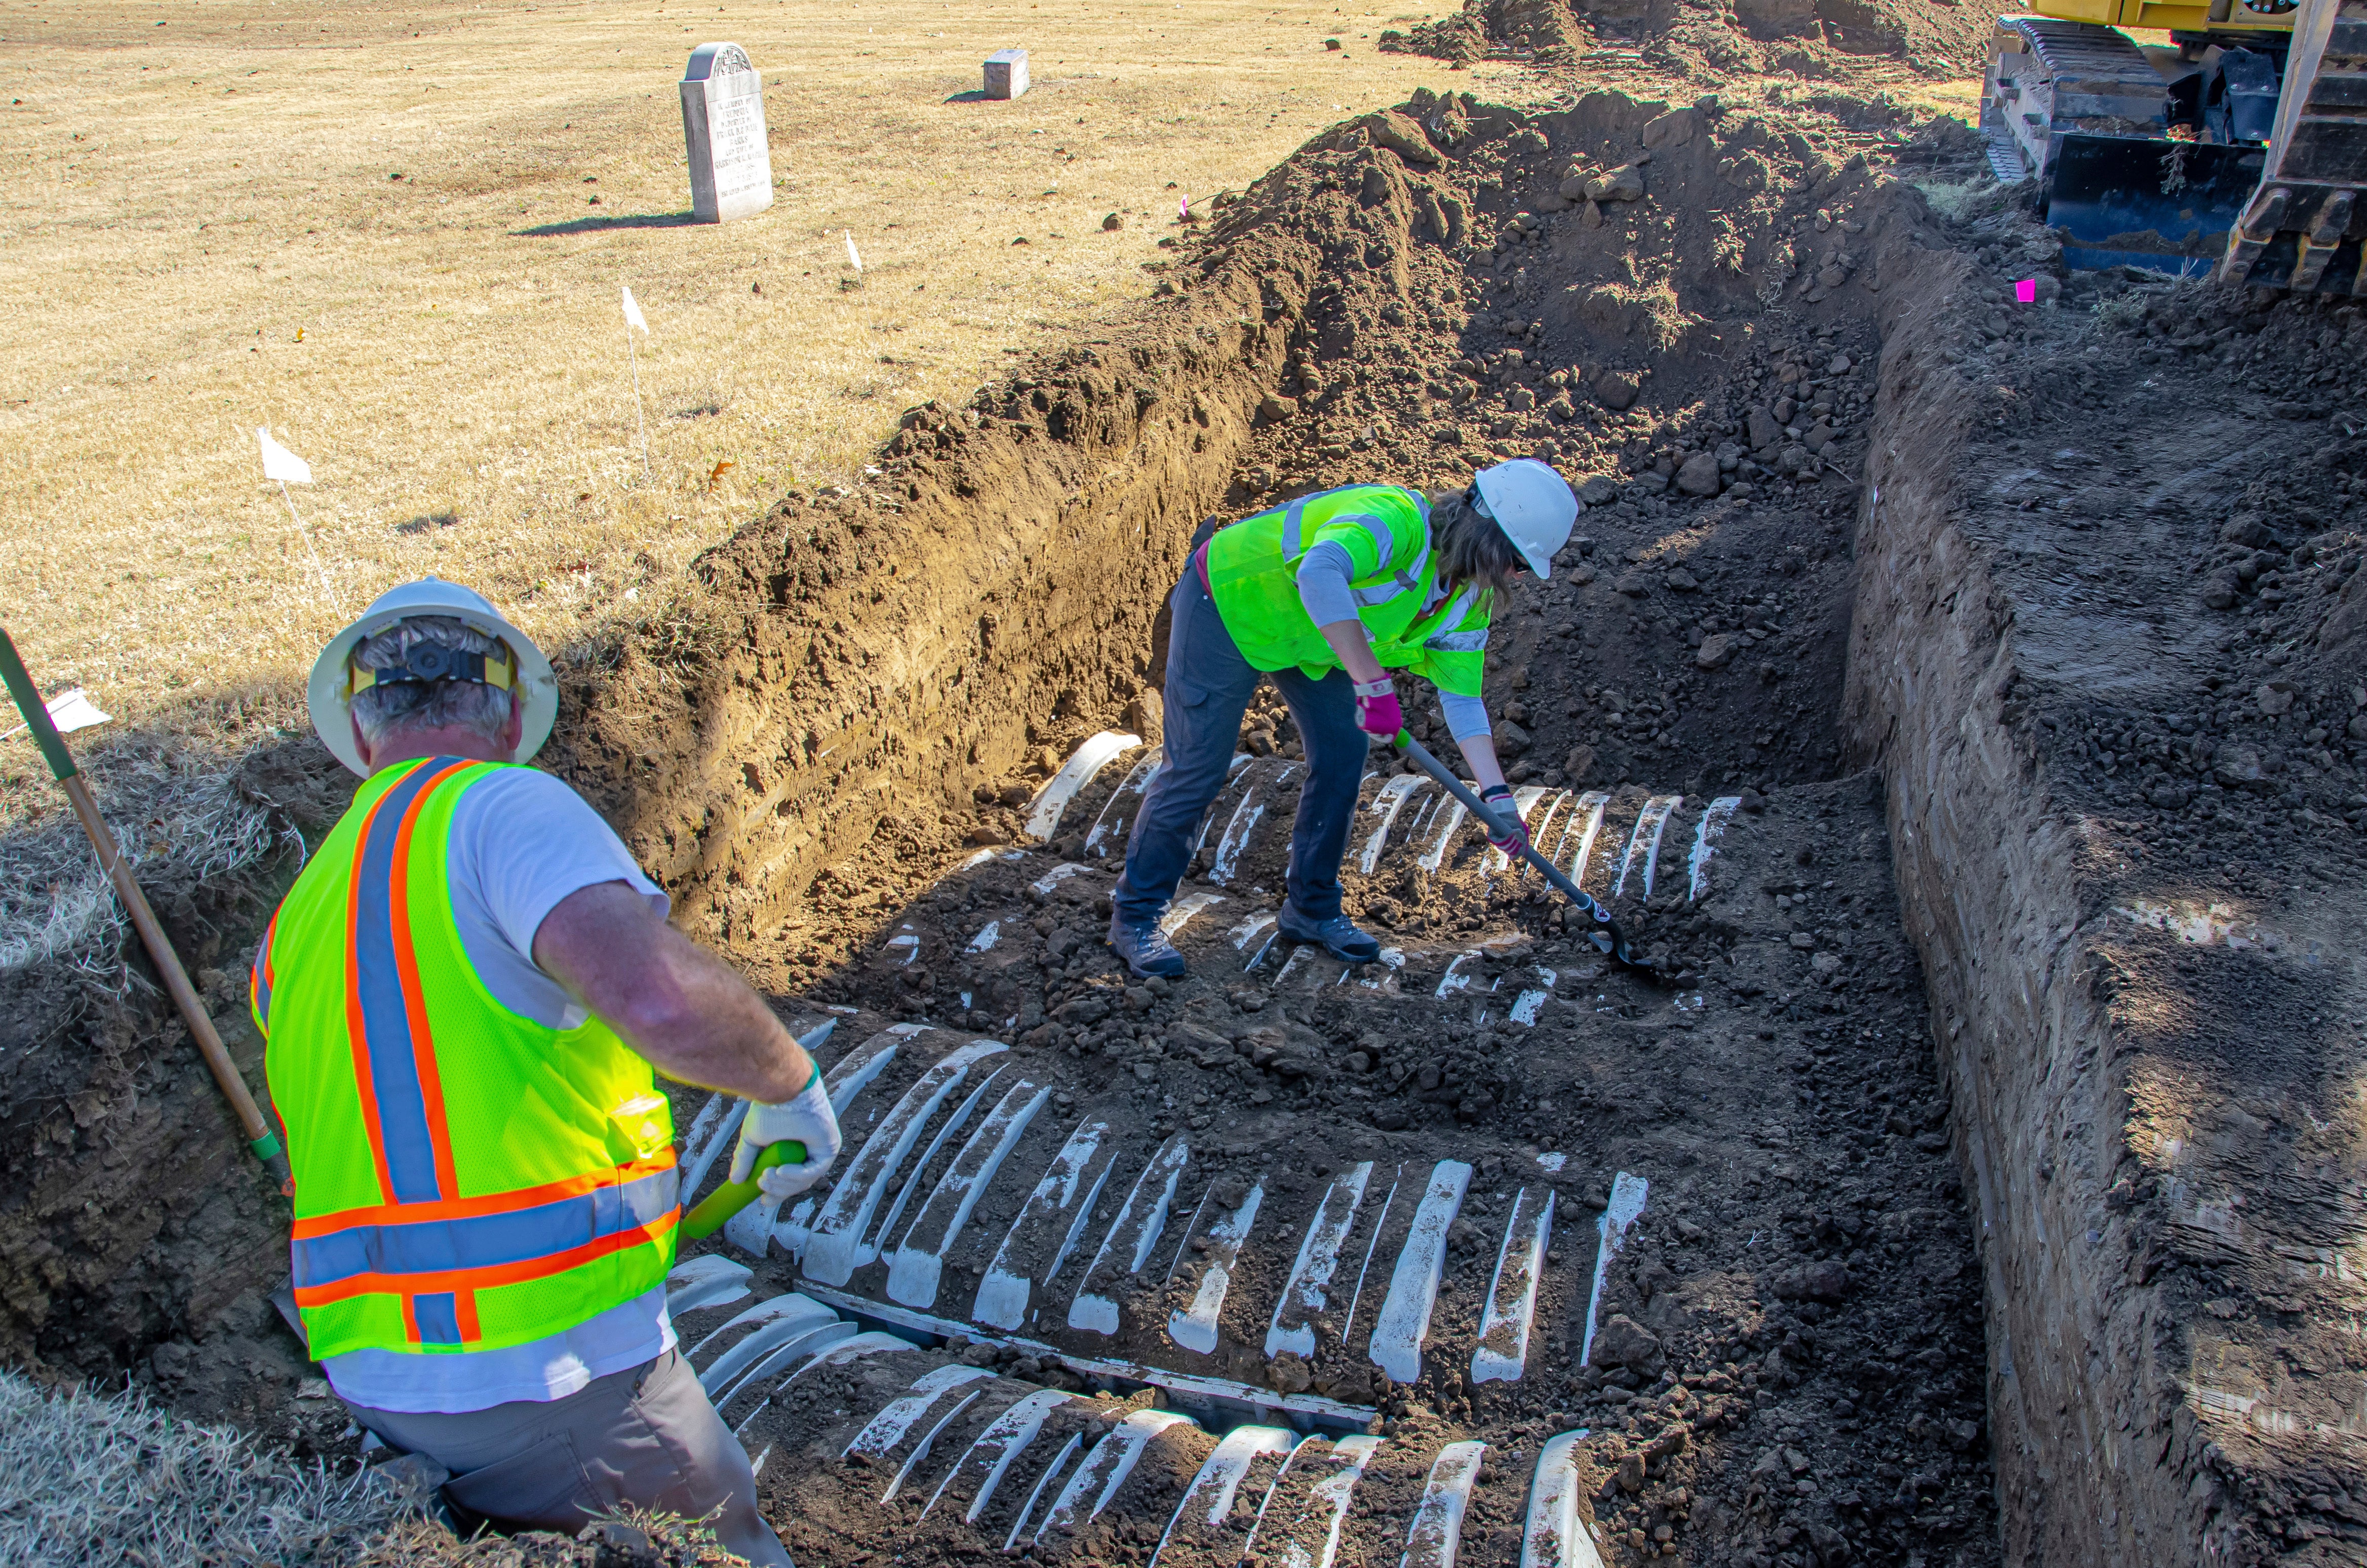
1 0 1497 737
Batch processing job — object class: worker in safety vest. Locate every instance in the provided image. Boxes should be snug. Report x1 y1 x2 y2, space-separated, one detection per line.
1109 459 1579 976
252 579 835 1562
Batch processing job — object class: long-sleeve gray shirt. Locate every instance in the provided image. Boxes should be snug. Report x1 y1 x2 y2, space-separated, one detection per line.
1294 541 1492 739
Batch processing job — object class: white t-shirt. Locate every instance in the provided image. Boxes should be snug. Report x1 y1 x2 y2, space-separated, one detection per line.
322 767 680 1415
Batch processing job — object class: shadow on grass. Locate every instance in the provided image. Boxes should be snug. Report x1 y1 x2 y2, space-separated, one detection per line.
514 210 704 237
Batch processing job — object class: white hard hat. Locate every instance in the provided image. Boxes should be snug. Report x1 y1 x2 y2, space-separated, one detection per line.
307 578 556 777
1472 458 1580 580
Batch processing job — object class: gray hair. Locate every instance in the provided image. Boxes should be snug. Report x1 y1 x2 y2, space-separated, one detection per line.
349 615 515 748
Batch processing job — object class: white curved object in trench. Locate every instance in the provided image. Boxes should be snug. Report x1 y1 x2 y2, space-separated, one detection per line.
1025 731 1141 840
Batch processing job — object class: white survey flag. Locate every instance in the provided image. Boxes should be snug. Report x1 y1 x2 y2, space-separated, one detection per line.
621 284 649 335
2 688 109 743
256 427 312 484
844 230 862 271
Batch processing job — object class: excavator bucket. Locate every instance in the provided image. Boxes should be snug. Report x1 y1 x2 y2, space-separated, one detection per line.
2048 133 2266 276
2220 0 2367 291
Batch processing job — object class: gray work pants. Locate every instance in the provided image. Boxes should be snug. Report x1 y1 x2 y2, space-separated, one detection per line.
344 1347 791 1565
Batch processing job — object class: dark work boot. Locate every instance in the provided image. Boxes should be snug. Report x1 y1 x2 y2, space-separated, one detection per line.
1275 909 1382 963
1108 918 1188 978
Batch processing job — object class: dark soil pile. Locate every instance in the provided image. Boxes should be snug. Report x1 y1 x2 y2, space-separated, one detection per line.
1380 0 2013 79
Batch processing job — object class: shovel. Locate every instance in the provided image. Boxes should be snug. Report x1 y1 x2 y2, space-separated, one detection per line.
1390 730 1653 974
681 1140 810 1241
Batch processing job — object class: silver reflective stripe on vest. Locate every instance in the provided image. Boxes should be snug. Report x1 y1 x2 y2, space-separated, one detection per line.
1351 573 1422 609
1279 497 1394 565
1278 497 1313 560
1424 585 1487 651
1348 511 1432 611
1277 490 1432 615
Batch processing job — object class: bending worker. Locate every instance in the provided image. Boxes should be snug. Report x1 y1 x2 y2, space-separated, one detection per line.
251 579 837 1562
1109 458 1579 977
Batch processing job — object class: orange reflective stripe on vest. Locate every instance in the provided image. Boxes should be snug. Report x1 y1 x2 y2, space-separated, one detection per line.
343 756 475 1205
290 1157 678 1308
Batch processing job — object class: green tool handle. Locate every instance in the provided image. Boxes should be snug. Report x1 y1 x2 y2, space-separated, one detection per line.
0 628 77 783
1391 729 1651 973
681 1140 807 1241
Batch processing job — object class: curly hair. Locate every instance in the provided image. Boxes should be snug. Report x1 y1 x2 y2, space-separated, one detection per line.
1427 488 1526 595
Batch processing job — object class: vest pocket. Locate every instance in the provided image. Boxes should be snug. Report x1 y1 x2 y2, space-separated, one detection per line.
605 1093 673 1164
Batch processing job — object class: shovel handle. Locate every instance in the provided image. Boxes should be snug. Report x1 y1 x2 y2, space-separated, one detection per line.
1389 730 1649 971
681 1140 808 1241
0 629 76 783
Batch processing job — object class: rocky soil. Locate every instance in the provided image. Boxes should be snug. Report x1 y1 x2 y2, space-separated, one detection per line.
1382 0 2010 81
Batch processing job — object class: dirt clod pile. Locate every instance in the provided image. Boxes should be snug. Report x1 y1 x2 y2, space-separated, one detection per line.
1380 0 2011 77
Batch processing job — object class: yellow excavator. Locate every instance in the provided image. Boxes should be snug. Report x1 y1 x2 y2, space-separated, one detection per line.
1981 0 2367 289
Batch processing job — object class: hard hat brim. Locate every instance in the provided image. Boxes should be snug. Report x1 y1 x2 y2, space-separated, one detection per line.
307 591 557 776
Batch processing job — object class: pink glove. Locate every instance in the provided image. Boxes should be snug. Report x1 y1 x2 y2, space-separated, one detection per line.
1353 677 1402 738
1480 785 1529 857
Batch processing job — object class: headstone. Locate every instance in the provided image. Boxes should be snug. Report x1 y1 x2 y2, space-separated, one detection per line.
680 43 772 223
984 48 1030 100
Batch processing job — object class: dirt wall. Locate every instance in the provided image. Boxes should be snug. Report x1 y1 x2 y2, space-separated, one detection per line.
558 240 1283 968
1848 225 2367 1560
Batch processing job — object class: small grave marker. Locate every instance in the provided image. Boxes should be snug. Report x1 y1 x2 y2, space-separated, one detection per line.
984 48 1030 100
681 43 772 223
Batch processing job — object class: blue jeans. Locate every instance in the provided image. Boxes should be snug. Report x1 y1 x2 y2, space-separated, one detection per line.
1112 568 1371 928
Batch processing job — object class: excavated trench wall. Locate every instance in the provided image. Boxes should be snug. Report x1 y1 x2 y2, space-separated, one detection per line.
563 228 1369 957
1846 258 2285 1560
1845 264 2120 1563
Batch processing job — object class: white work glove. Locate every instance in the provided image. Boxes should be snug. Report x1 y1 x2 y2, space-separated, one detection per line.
728 1067 843 1201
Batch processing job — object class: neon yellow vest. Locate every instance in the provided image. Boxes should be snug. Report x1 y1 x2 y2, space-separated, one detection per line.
252 756 678 1362
1202 484 1496 696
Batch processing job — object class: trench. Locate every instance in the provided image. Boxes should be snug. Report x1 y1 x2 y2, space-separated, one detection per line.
603 91 2018 1568
6 80 2305 1568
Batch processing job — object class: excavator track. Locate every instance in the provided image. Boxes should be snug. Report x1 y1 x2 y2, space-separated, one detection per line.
1986 14 2270 274
2220 0 2367 289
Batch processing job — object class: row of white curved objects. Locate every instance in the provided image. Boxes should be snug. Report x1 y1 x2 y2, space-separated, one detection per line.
663 1256 1607 1568
1036 730 1743 907
679 1026 1649 1412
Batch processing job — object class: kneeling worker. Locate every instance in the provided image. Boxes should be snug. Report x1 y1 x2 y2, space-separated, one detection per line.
253 579 837 1562
1109 458 1579 976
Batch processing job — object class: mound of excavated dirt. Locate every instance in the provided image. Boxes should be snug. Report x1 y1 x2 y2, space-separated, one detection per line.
1853 190 2367 1562
1380 0 2012 78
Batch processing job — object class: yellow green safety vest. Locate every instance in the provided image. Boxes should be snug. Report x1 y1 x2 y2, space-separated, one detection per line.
1203 483 1495 696
251 756 678 1362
